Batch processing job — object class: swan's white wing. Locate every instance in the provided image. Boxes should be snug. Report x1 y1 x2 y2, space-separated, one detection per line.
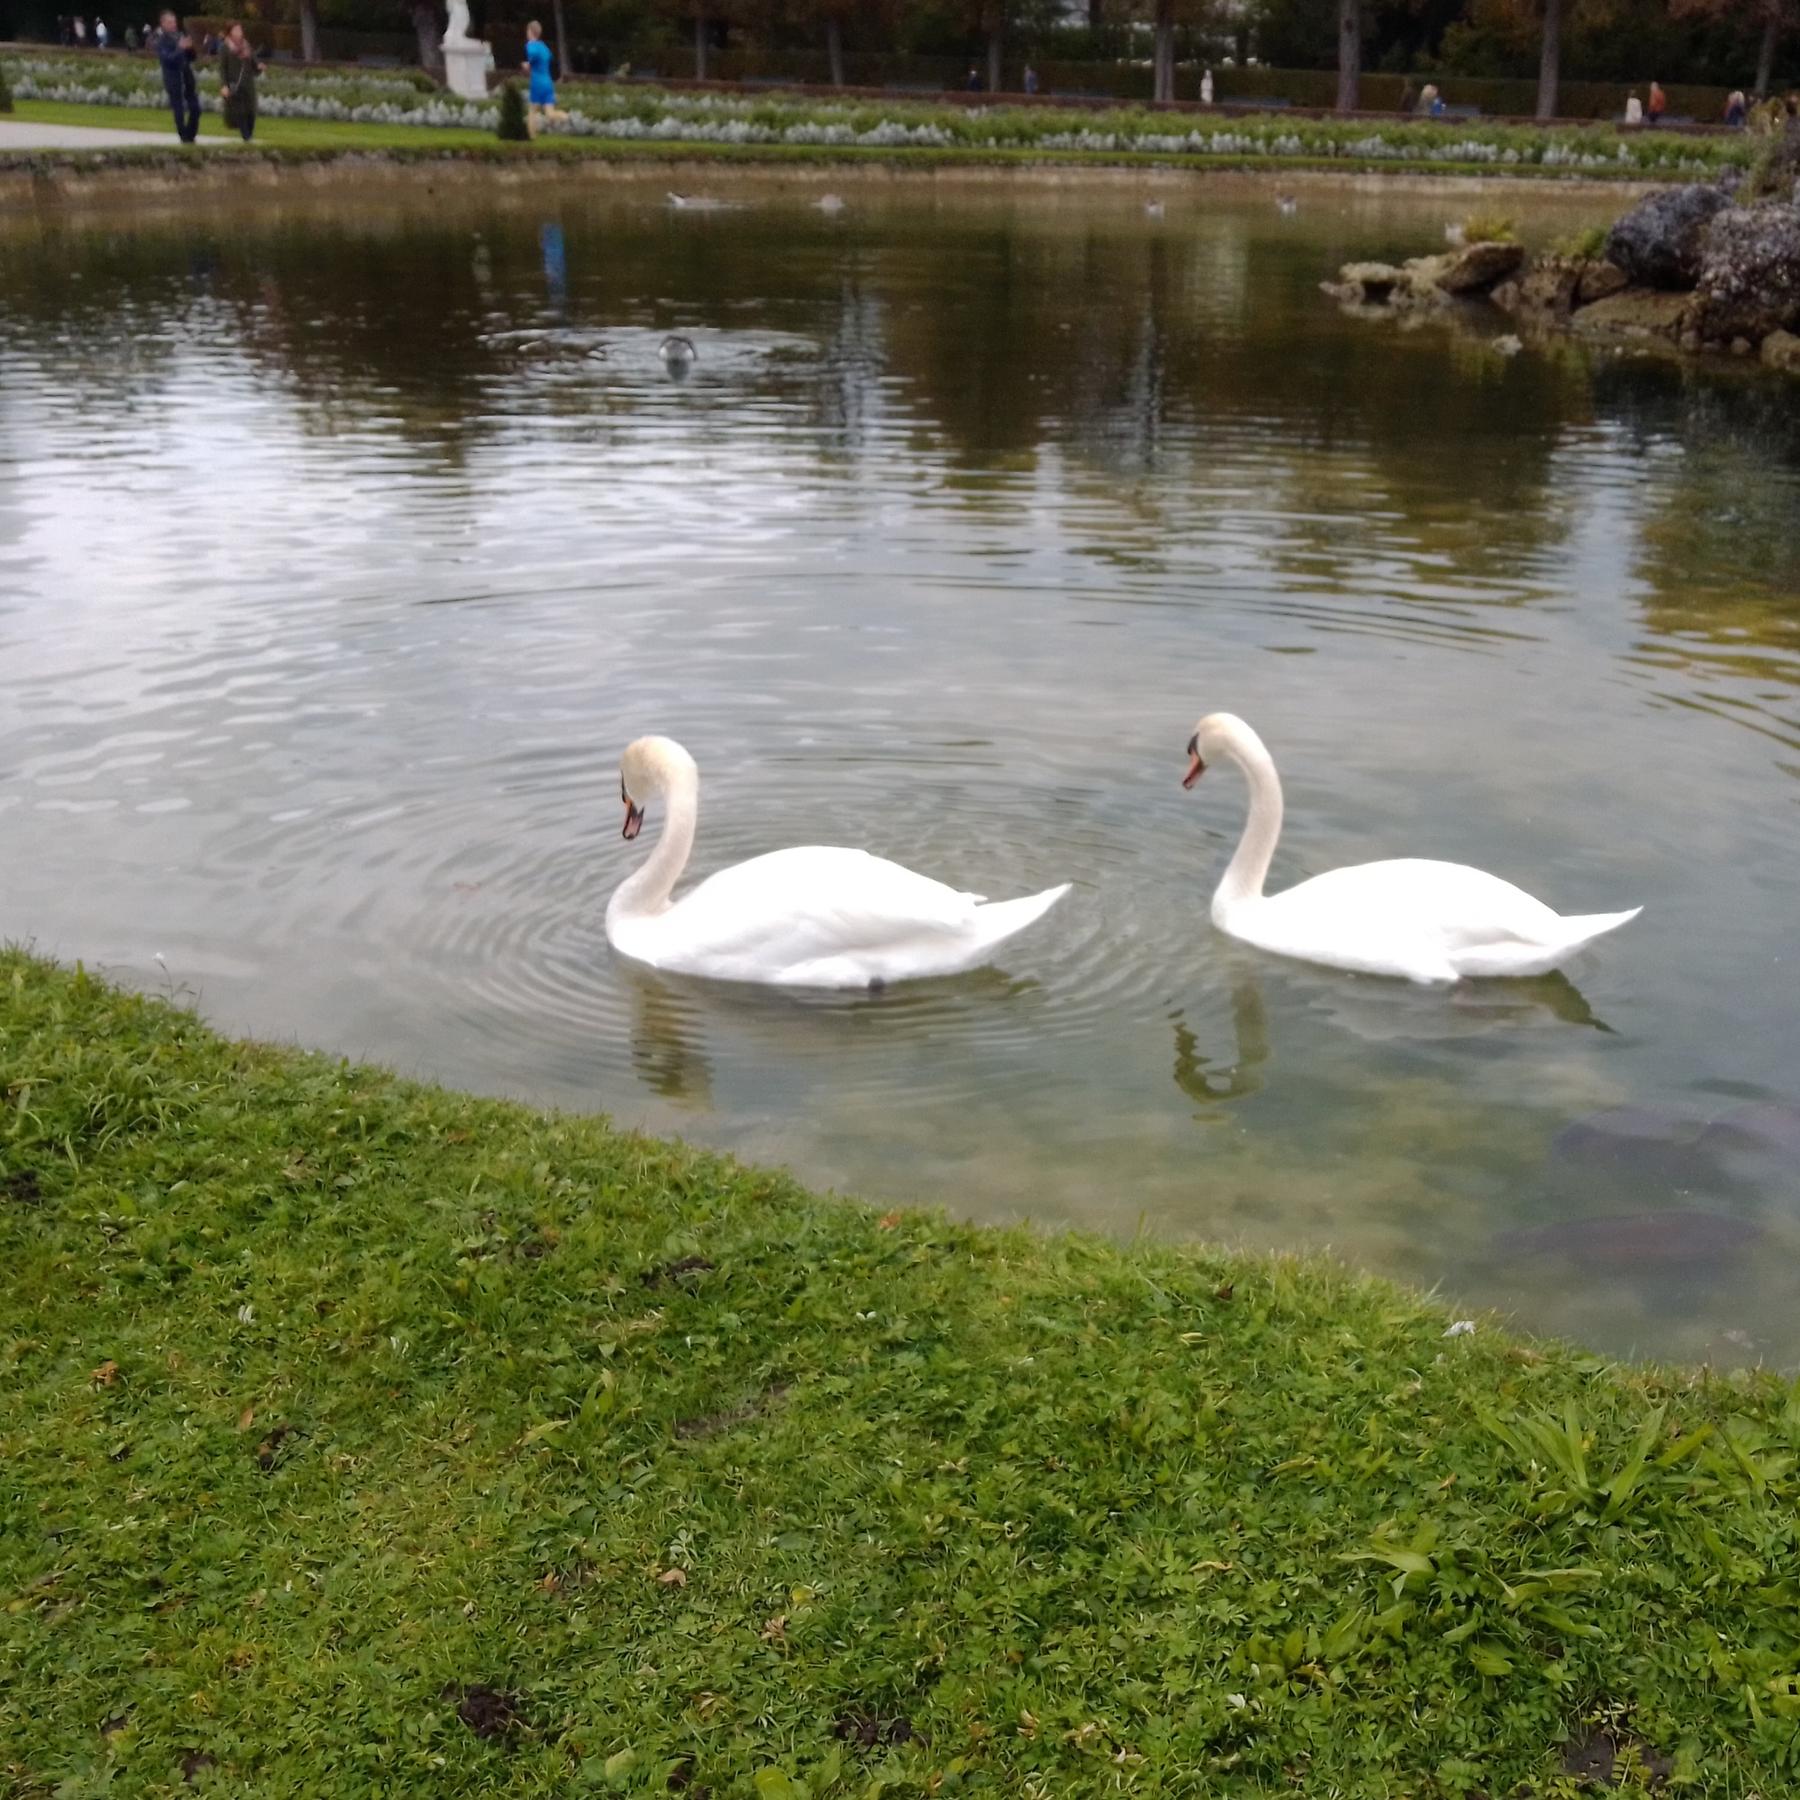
662 846 986 970
1272 859 1565 949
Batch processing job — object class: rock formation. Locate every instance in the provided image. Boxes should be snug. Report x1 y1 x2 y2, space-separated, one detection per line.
1327 184 1800 375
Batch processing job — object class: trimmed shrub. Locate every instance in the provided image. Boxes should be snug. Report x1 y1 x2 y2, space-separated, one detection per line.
496 81 530 141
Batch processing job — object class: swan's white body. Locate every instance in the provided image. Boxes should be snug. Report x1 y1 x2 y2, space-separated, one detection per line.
606 737 1069 988
1184 713 1640 984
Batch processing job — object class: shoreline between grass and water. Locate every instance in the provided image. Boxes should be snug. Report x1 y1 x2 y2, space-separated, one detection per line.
0 86 1740 210
5 947 1800 1795
0 131 1673 220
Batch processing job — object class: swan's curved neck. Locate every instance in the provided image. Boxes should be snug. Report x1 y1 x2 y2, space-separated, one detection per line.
607 770 698 926
1216 726 1283 913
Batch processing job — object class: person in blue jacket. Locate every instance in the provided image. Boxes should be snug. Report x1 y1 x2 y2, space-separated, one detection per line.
522 21 565 133
151 9 200 144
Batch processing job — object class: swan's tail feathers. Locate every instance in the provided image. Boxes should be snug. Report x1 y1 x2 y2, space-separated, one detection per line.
968 882 1071 953
1517 904 1641 971
1554 904 1643 952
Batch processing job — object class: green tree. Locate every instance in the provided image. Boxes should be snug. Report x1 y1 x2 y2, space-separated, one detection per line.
1473 0 1627 116
412 0 444 73
1134 0 1229 102
1673 0 1793 96
1337 0 1359 108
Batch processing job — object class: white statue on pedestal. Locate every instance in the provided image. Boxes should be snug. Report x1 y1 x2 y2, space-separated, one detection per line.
440 0 494 100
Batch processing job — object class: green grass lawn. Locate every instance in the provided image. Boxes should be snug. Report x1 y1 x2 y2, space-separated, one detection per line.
5 98 1667 183
5 948 1800 1797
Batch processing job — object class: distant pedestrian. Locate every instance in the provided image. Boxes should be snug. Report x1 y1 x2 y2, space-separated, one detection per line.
1725 89 1747 128
72 15 87 44
965 66 983 93
218 21 263 140
521 20 566 132
1420 82 1444 118
1399 79 1418 114
152 10 200 143
1023 63 1038 96
94 16 108 46
1200 66 1213 104
1624 91 1643 125
1647 80 1666 126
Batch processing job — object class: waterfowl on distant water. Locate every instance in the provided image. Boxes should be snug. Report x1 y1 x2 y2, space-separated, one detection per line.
1180 712 1641 983
1276 193 1298 216
605 736 1070 988
660 334 697 368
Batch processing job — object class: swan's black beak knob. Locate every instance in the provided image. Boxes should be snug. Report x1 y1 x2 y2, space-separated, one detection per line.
622 797 645 840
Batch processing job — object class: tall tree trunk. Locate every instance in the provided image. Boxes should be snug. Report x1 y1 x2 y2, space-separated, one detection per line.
1087 0 1101 27
825 11 844 87
1536 0 1561 120
1335 0 1359 113
413 0 443 75
1154 2 1173 102
552 0 572 77
986 21 1002 95
694 9 707 80
1756 8 1778 97
298 0 319 62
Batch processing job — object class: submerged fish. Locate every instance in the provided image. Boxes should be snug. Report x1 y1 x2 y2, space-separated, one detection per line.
1550 1104 1716 1185
1702 1100 1800 1167
1495 1210 1761 1268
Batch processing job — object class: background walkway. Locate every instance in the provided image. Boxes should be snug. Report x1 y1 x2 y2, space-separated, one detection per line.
0 118 218 150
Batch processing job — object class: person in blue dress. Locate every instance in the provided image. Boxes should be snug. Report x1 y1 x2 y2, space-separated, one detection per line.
522 21 565 133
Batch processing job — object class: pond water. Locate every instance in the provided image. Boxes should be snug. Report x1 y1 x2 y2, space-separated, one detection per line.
2 172 1797 1365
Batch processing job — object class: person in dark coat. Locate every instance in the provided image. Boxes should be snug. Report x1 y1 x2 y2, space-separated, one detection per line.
219 20 264 141
152 10 200 143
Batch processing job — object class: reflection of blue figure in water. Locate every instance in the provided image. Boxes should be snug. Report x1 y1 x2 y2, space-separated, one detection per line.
539 221 567 311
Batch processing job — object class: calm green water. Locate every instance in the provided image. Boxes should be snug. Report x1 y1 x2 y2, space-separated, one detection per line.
3 173 1797 1364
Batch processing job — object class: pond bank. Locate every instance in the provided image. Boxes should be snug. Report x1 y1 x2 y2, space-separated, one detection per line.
4 948 1798 1794
0 135 1673 216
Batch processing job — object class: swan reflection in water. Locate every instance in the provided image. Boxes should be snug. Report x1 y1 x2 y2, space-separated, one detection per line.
622 958 1043 1111
1172 977 1271 1109
622 962 714 1107
1172 961 1610 1113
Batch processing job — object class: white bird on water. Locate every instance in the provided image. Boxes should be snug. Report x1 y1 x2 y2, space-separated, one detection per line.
1145 199 1166 219
815 193 846 213
605 736 1070 988
1277 193 1298 216
667 192 732 211
1178 712 1640 983
660 334 697 370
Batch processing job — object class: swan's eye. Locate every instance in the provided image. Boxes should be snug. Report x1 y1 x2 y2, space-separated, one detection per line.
1185 734 1199 757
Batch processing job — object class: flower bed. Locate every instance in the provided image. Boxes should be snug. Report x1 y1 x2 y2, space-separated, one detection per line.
2 54 1749 177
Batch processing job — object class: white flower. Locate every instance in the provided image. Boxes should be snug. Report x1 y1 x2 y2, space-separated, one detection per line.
1443 1319 1476 1339
236 1302 255 1324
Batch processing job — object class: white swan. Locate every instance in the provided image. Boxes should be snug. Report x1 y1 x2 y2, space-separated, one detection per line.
606 736 1070 988
660 334 697 367
1181 713 1640 983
